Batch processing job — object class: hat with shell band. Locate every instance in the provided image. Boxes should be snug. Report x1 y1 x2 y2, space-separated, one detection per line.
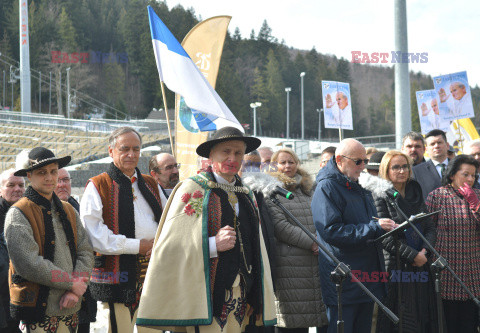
14 147 71 177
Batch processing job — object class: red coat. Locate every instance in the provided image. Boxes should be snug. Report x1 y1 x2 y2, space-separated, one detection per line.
425 185 480 300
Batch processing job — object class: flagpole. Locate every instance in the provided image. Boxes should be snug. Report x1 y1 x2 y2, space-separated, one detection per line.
160 81 175 157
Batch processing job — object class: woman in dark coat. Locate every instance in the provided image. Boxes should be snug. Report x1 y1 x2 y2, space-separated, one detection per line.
265 148 328 333
370 150 437 333
426 155 480 332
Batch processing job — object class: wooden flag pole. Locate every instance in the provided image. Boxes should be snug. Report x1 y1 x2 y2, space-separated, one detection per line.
160 81 175 157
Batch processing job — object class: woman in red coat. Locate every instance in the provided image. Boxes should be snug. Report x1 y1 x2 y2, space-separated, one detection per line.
425 154 480 332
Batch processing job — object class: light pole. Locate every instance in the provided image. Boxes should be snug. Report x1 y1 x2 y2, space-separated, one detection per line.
39 71 41 113
66 67 71 118
250 102 262 137
285 87 291 139
316 108 323 141
49 72 51 114
300 72 305 140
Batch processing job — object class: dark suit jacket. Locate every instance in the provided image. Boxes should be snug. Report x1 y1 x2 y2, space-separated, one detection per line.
412 159 443 200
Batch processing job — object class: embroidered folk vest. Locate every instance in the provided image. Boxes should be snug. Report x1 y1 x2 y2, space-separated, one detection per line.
88 166 162 304
9 197 77 323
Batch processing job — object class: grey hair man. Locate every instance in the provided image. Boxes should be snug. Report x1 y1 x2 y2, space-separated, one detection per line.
0 168 25 331
464 139 480 188
0 168 25 232
464 139 480 164
312 138 394 333
80 127 163 333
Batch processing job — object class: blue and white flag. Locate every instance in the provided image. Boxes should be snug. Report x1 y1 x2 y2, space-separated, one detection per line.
147 6 243 132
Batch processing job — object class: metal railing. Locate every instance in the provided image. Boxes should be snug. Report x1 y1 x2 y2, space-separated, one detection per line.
0 110 173 134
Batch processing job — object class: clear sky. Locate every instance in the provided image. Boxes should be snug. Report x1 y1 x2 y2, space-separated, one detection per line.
166 0 480 87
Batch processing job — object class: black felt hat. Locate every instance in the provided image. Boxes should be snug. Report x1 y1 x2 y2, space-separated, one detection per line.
365 151 386 171
196 127 261 158
14 147 71 177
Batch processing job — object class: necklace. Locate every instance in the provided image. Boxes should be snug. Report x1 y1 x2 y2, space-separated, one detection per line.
225 187 252 274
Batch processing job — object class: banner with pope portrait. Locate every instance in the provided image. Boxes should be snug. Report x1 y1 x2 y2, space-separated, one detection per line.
321 80 353 130
433 71 474 121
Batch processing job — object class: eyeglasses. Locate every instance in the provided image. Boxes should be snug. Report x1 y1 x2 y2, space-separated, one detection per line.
342 155 369 166
58 177 71 183
157 163 181 172
390 164 409 172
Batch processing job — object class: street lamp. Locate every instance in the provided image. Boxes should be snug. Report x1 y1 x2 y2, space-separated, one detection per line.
250 102 262 136
285 87 291 139
300 72 305 140
66 67 71 119
316 108 323 141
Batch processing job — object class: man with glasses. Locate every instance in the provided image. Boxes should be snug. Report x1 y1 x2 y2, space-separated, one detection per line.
312 138 396 333
149 153 180 204
55 168 97 333
464 139 480 188
80 127 163 333
55 169 79 211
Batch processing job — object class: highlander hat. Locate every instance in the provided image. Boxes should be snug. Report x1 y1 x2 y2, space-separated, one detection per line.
14 147 71 177
196 127 261 158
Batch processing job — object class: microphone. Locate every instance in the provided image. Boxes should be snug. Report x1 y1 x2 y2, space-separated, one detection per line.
385 188 399 201
241 172 294 200
271 186 295 200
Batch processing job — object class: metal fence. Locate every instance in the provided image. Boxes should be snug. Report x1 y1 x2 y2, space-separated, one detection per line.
0 110 173 134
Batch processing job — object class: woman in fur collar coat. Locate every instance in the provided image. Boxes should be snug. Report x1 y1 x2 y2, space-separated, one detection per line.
265 148 328 333
360 150 438 333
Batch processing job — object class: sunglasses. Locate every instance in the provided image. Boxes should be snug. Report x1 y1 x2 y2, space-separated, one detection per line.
342 155 369 166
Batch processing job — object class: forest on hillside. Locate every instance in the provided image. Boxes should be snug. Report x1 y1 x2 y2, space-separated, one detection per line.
0 0 479 139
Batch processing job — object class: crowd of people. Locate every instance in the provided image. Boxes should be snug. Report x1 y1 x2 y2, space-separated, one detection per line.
0 125 479 333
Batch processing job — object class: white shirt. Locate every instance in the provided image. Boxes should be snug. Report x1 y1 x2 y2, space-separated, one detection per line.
432 158 448 178
208 173 239 258
80 170 162 255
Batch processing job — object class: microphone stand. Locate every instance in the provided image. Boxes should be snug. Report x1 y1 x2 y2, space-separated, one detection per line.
269 195 399 333
374 198 480 333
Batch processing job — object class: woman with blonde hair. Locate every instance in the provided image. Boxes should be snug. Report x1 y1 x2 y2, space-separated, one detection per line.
374 150 437 332
266 148 328 333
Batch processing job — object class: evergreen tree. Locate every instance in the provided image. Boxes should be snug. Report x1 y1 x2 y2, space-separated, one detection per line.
233 27 241 41
59 7 78 51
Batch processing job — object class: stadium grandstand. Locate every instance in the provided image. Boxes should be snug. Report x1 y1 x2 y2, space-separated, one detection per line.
0 110 171 171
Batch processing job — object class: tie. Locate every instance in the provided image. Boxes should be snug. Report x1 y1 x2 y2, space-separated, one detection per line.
131 176 137 184
439 163 446 178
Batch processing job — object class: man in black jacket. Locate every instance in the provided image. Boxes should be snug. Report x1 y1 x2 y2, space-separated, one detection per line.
0 168 24 333
55 168 97 333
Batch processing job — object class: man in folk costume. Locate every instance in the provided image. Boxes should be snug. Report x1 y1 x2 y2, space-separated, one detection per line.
4 147 94 332
136 127 276 333
80 127 163 333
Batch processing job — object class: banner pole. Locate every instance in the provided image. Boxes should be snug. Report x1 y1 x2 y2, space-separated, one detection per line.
455 119 464 152
160 81 175 157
